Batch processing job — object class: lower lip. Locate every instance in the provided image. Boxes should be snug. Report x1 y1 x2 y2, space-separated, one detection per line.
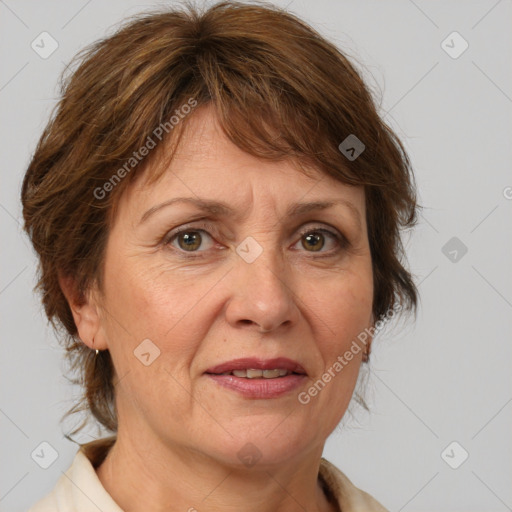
205 373 307 399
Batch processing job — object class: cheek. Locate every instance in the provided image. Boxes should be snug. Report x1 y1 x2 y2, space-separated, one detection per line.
293 270 372 441
100 262 211 413
101 254 216 368
306 267 373 349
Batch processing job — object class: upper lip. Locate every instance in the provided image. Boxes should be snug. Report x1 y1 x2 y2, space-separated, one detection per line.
205 357 307 375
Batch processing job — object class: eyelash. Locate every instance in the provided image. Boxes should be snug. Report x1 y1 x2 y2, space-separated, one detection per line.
162 221 349 258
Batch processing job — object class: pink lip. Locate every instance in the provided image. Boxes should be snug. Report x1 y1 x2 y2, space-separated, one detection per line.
205 357 307 375
206 373 307 399
204 357 307 399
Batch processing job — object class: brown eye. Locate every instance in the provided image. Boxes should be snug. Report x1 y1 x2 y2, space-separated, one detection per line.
166 229 215 253
301 231 325 252
177 231 203 251
293 226 347 256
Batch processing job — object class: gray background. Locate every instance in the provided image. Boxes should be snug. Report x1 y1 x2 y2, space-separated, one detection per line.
1 1 511 511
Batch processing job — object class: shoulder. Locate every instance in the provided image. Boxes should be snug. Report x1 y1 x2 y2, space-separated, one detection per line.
27 492 57 512
319 457 389 512
27 438 121 512
27 466 73 512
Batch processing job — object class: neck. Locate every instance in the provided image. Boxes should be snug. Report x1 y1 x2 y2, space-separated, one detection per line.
94 431 336 512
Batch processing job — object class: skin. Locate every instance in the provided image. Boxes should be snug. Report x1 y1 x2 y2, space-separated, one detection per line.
62 105 374 512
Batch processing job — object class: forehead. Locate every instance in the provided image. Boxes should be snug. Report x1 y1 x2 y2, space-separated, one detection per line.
121 105 365 222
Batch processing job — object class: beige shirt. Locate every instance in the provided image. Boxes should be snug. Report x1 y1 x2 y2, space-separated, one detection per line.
28 439 388 512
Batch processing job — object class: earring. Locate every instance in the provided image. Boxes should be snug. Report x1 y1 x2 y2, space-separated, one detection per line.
92 336 99 356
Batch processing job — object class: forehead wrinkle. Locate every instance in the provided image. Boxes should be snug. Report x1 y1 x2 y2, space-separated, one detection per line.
139 195 363 232
287 199 363 232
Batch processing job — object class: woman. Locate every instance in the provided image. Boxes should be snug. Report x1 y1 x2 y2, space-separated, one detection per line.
23 2 417 511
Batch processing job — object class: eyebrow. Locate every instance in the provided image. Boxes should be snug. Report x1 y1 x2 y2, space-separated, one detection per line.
139 197 362 229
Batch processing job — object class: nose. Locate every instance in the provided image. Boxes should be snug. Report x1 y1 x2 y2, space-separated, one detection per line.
224 247 299 334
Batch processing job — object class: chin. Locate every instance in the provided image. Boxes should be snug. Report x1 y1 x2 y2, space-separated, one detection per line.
199 416 320 469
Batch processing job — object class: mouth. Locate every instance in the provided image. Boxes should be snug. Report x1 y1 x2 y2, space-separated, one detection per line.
205 357 307 399
205 357 307 377
212 368 298 379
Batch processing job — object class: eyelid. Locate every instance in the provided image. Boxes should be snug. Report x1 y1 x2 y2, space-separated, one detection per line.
294 224 349 253
163 220 349 254
162 221 219 244
296 223 344 239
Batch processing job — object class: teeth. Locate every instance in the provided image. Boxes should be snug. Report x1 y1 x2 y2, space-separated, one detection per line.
246 369 263 378
230 369 290 379
263 369 287 378
232 369 251 378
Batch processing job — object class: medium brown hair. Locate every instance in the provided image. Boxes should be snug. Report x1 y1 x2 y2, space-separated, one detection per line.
21 0 418 436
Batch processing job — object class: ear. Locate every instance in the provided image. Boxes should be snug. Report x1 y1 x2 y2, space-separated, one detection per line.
58 274 109 351
364 311 376 360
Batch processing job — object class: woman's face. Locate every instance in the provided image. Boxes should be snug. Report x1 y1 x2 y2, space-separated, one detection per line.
90 106 374 466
